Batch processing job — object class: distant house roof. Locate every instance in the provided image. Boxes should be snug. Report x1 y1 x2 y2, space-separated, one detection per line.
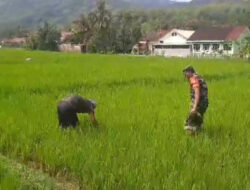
142 29 195 42
2 37 26 44
60 31 73 43
188 26 248 41
142 29 171 41
171 29 195 39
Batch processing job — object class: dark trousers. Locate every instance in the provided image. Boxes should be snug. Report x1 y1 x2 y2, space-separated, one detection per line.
185 101 208 130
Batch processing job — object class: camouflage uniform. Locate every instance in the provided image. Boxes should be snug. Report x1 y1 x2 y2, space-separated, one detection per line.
185 73 208 131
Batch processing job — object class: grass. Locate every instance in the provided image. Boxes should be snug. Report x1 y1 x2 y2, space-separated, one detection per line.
0 154 60 190
0 49 249 189
0 159 21 190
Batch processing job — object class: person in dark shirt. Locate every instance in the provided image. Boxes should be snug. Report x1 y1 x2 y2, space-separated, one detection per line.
57 95 97 128
183 66 208 135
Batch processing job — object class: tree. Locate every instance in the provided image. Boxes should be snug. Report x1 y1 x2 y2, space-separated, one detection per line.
113 11 143 53
72 15 92 44
87 0 113 53
26 22 60 51
239 36 250 59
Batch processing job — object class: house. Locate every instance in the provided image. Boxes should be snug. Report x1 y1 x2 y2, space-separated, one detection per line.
133 29 195 57
59 31 87 53
1 37 26 47
60 31 73 43
132 30 170 55
58 43 86 53
151 29 195 57
187 26 250 57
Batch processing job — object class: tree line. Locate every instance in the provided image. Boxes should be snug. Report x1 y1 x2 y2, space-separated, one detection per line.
23 1 250 53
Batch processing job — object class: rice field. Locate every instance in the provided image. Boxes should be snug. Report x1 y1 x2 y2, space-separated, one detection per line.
0 49 249 189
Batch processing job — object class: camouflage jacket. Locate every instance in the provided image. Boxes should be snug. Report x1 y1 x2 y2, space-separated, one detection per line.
189 74 208 106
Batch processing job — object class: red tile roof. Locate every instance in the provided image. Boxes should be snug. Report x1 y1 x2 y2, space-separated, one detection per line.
226 26 248 41
188 26 248 41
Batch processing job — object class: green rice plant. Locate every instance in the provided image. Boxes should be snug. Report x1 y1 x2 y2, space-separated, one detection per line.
0 49 249 189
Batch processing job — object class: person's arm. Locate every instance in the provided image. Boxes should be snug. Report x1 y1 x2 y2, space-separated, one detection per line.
190 77 200 114
90 111 98 126
191 87 200 113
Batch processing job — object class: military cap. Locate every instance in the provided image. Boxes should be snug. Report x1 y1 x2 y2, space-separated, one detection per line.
183 65 195 73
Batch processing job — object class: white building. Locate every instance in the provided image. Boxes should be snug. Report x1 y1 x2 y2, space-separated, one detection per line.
187 26 250 57
132 30 170 55
152 29 195 57
133 29 195 57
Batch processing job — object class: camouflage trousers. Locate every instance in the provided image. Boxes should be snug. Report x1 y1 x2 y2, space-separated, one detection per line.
185 100 208 131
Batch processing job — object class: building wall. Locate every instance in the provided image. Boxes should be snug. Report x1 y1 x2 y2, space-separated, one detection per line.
189 42 235 56
151 30 192 57
59 43 83 53
158 34 188 45
189 28 250 57
154 48 191 57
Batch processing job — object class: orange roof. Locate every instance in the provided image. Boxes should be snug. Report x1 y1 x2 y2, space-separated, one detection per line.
226 26 248 41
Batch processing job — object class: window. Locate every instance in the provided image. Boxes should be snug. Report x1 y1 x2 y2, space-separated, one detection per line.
194 44 200 51
172 32 177 36
223 43 232 51
168 45 189 49
155 45 163 49
212 44 219 51
154 45 190 49
203 44 210 51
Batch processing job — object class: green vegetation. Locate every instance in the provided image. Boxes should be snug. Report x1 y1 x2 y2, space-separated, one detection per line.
0 153 78 190
0 155 52 190
26 22 60 51
0 49 249 189
1 1 250 48
0 159 21 190
63 1 250 53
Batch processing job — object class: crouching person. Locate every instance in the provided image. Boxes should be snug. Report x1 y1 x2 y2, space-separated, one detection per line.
57 95 97 128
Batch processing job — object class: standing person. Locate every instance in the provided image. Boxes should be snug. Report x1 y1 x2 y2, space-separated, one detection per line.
57 95 97 128
183 66 208 135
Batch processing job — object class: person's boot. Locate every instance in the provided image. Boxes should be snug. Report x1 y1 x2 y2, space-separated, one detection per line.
185 126 197 136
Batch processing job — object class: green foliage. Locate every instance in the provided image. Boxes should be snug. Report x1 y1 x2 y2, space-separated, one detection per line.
72 15 92 44
69 2 250 54
0 49 249 189
87 1 113 53
239 36 250 58
26 22 60 51
0 1 249 40
0 154 63 190
72 2 144 53
113 10 143 53
0 161 20 190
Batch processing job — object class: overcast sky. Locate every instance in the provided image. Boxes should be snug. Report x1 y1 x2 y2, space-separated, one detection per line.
170 0 192 2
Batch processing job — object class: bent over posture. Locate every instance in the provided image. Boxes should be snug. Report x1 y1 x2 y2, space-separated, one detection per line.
57 95 97 128
183 66 208 134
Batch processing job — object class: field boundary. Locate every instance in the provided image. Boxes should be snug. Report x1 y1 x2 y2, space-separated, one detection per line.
0 154 80 190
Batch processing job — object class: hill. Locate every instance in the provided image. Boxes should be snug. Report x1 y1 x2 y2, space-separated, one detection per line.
0 0 248 32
